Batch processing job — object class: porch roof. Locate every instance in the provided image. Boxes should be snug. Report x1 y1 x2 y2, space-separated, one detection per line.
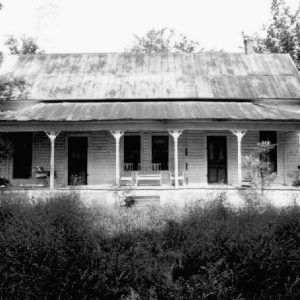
1 52 300 101
1 101 300 122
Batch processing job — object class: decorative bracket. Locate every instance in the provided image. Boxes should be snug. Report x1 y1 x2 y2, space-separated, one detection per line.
45 131 60 141
111 130 125 141
168 130 183 140
231 130 247 141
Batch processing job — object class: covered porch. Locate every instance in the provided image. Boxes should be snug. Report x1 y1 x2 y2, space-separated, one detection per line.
1 123 300 191
1 100 300 192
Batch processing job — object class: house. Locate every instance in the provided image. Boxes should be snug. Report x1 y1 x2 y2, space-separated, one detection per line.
1 42 300 205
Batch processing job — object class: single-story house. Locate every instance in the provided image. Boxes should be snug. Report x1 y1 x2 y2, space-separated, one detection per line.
1 42 300 204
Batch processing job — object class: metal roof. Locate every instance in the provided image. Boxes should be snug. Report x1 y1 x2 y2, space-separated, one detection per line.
1 52 300 100
1 101 300 122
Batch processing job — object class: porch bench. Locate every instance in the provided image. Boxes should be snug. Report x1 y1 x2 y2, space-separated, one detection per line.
120 172 134 185
136 173 162 186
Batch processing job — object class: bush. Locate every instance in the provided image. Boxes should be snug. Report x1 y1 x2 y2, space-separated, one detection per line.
0 193 299 299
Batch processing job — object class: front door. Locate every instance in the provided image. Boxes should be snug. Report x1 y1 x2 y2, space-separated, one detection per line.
68 137 88 185
207 136 227 184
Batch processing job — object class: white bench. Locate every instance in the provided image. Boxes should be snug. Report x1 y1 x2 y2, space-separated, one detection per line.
136 173 162 186
120 172 134 185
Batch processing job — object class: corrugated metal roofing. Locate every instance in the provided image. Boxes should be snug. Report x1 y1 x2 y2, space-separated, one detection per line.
1 101 300 121
1 52 300 100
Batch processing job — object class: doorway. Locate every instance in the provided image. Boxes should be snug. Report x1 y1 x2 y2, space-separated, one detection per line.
207 136 227 184
68 136 88 185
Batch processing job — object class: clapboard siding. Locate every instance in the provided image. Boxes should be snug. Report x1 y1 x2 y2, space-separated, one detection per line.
1 130 298 187
89 131 114 185
284 132 299 186
185 131 205 184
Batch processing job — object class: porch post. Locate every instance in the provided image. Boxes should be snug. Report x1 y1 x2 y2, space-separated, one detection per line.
169 130 183 188
231 130 247 187
111 131 125 186
45 131 60 190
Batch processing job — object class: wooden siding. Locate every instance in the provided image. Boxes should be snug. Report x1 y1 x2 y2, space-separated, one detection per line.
1 130 299 187
283 132 299 186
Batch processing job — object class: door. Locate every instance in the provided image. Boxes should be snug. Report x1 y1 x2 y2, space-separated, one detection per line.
68 136 88 185
207 136 227 184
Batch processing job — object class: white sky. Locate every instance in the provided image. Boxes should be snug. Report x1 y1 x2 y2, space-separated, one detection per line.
0 0 299 54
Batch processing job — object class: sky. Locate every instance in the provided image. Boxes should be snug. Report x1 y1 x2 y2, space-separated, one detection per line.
0 0 299 54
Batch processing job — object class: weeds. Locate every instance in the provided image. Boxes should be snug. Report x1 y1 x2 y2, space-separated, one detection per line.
0 193 299 299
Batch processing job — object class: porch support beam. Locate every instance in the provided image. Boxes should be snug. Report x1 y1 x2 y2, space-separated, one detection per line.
111 130 125 186
169 130 183 188
45 131 60 189
231 130 247 187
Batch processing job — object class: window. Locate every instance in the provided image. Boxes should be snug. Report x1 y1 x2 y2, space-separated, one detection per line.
152 135 169 170
13 133 33 179
124 135 141 171
259 131 277 173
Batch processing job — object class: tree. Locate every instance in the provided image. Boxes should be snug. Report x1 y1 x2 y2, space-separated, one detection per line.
128 28 203 53
247 0 300 65
5 36 41 55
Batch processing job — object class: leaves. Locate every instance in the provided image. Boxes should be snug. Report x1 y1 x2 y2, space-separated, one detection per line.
4 36 42 55
0 74 29 100
129 28 203 53
243 141 277 193
246 0 300 66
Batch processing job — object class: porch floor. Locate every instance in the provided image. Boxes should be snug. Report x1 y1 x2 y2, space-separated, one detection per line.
3 183 300 191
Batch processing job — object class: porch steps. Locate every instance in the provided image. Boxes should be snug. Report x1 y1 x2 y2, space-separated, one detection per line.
125 195 160 207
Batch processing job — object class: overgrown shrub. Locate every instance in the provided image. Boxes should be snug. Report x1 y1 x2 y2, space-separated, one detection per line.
0 193 299 299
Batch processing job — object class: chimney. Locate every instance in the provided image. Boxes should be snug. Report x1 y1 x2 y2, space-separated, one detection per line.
244 38 255 54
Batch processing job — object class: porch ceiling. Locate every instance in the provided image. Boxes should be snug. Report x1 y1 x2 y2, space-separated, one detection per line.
1 101 300 122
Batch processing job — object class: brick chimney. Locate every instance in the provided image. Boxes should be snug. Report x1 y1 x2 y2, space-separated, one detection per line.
244 38 255 54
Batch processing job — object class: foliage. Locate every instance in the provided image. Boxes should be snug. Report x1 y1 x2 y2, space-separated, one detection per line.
0 193 299 299
128 28 203 53
246 0 300 65
5 36 41 55
243 141 277 193
0 74 28 100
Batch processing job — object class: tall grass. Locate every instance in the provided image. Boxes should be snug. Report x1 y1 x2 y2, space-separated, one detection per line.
0 193 299 299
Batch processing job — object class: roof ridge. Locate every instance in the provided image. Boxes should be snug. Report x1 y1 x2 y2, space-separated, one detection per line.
14 52 293 57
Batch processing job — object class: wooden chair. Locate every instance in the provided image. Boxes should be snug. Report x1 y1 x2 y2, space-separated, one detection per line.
151 163 161 172
124 163 134 171
121 163 134 185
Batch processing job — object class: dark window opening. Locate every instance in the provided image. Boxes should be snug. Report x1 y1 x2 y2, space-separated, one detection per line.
152 136 169 170
259 131 277 173
124 135 141 171
13 133 33 179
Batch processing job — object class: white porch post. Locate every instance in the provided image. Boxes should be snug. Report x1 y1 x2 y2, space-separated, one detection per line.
111 130 125 186
231 130 247 187
45 131 60 190
169 130 183 188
